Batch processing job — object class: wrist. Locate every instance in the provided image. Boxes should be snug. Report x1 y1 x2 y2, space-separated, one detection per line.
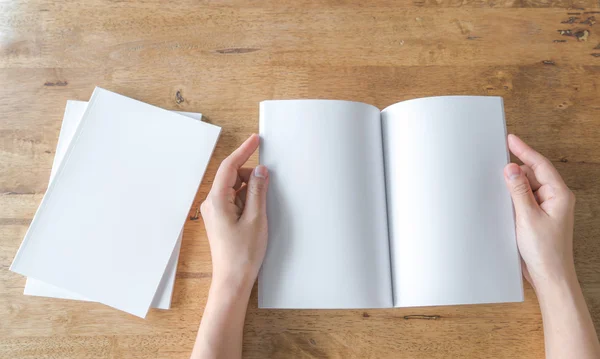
532 265 579 301
210 269 256 298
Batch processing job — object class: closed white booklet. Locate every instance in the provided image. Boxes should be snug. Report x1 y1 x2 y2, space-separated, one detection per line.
259 96 523 309
23 100 204 310
11 88 221 318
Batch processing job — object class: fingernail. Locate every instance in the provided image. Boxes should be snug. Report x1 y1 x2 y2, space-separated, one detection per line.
254 165 268 179
505 164 521 180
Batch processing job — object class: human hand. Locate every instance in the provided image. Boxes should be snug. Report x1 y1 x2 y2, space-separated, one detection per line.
200 134 269 293
503 134 576 292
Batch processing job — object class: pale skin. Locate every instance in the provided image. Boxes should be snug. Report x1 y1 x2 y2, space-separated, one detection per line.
191 133 600 359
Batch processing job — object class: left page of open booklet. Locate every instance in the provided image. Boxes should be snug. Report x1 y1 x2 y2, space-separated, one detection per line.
259 100 393 309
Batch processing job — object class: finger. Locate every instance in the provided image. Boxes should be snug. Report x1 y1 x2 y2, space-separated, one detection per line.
213 134 260 191
507 134 566 188
533 191 541 205
520 165 542 191
234 192 244 217
233 168 254 191
237 185 248 208
504 163 540 218
535 185 556 204
242 165 269 221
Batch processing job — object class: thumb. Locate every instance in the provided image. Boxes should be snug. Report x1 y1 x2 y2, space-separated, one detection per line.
504 163 539 218
242 165 269 220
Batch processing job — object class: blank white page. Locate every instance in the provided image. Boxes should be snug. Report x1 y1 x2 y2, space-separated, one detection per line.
382 96 523 307
23 101 204 310
11 88 220 318
259 100 393 309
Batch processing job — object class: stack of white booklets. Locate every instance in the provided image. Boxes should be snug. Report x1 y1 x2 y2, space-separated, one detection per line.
10 87 221 318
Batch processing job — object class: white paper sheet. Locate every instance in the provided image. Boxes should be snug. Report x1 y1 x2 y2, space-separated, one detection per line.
23 101 204 310
382 96 523 307
11 88 221 317
259 100 393 309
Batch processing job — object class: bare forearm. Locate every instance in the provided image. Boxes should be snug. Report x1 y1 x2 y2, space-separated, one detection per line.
191 279 252 359
190 136 267 358
536 270 600 359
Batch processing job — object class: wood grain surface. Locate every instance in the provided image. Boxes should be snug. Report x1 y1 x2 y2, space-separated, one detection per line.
1 0 600 358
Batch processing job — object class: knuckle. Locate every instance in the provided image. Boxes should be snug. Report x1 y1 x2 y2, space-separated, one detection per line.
215 161 232 177
221 158 237 172
219 156 232 167
200 196 216 215
244 212 260 224
247 186 260 197
541 157 553 168
243 211 264 225
532 159 556 178
534 158 552 171
556 185 576 203
512 182 531 196
249 181 266 195
199 200 210 215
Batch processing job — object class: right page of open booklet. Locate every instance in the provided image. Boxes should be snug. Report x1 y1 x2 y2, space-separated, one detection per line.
381 96 524 308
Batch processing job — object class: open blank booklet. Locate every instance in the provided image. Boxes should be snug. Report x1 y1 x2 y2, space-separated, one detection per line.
259 96 524 309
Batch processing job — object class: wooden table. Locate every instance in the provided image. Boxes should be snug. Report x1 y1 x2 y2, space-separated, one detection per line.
1 0 599 358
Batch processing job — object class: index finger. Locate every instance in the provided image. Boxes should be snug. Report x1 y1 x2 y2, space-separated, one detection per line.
507 134 566 188
212 134 260 191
